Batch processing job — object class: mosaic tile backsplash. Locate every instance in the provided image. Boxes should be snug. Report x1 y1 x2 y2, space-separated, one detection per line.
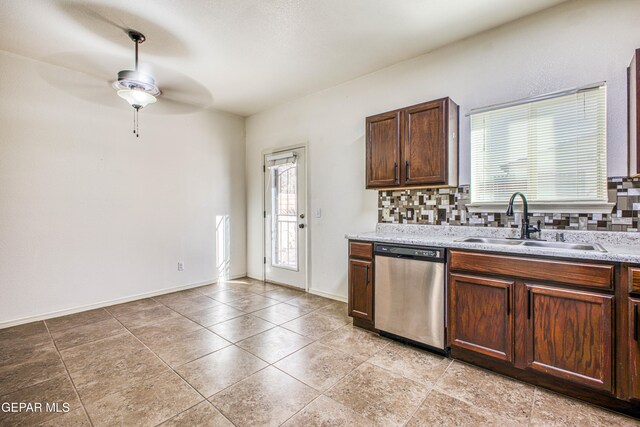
379 177 640 232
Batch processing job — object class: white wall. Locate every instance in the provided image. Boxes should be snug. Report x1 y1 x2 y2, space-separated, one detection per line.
245 0 640 299
0 51 246 325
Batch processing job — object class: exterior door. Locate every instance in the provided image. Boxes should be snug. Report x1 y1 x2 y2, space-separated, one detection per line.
525 284 613 392
264 147 307 289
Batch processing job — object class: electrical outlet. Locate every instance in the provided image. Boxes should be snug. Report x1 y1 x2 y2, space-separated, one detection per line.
177 261 184 271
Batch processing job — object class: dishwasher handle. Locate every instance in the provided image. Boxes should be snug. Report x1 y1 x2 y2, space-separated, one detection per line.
374 243 445 262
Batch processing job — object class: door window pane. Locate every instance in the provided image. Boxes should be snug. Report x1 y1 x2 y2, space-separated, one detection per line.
271 163 298 270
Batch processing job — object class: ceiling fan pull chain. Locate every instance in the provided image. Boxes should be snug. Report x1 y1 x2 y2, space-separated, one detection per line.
133 109 136 135
136 108 139 137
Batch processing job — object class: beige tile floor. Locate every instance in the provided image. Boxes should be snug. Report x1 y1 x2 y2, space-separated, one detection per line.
0 277 638 426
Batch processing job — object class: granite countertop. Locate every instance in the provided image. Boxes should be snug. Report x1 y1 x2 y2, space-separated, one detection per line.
346 224 640 264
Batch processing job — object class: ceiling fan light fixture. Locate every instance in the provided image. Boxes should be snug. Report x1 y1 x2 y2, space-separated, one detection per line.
113 70 161 99
117 89 157 109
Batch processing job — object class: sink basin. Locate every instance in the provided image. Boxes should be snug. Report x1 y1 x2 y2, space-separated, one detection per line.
457 237 523 245
520 240 607 252
457 237 607 252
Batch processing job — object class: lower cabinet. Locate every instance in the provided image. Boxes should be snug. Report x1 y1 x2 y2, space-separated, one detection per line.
525 284 613 392
631 298 640 400
348 240 375 330
448 251 616 396
449 274 514 362
348 258 373 322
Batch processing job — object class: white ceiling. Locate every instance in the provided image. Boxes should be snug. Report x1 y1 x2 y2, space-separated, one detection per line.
0 0 568 116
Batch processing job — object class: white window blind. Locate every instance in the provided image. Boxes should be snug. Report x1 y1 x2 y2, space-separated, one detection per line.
470 85 607 207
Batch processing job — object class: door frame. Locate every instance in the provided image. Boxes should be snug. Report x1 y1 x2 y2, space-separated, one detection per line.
261 143 309 292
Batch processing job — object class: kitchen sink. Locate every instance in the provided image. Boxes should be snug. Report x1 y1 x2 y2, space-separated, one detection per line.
457 237 607 252
457 237 523 245
520 240 607 252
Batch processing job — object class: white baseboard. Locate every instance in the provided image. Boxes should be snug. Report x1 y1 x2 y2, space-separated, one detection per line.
0 273 247 330
308 288 347 303
247 274 347 302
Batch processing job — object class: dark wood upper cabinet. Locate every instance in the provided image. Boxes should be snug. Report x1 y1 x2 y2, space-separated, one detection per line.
629 49 640 177
449 273 514 362
525 284 614 392
366 111 401 188
404 99 449 185
631 298 640 400
365 98 458 189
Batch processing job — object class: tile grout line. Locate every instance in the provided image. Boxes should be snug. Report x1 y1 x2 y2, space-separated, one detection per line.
399 359 454 426
276 393 324 426
46 311 129 353
203 298 349 424
104 283 303 426
29 280 341 426
391 356 455 426
42 320 95 427
107 310 231 426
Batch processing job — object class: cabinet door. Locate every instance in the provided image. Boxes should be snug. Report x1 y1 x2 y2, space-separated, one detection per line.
348 259 373 321
366 111 401 188
631 298 640 400
525 284 613 392
404 99 447 185
449 274 514 362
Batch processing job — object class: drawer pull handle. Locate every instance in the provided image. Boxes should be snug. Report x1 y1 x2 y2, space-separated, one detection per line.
365 265 369 286
527 289 532 319
635 305 639 341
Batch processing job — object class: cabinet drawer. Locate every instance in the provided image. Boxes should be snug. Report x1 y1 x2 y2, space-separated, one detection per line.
349 241 373 260
449 251 613 290
629 268 640 293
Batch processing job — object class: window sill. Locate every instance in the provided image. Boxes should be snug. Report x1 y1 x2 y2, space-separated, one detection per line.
466 202 615 214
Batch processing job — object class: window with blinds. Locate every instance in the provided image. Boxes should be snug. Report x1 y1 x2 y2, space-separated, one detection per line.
470 85 607 208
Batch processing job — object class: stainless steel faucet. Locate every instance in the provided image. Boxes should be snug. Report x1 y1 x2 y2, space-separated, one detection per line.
506 192 540 239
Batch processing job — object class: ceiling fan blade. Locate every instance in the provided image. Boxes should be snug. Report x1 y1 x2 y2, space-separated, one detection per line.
145 96 204 115
57 1 190 57
35 58 120 108
35 51 214 115
141 66 214 115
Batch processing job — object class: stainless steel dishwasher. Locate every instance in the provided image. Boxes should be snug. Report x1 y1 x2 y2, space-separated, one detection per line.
374 243 446 352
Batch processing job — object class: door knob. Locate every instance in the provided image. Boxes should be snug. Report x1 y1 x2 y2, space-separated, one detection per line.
299 213 305 219
298 224 305 229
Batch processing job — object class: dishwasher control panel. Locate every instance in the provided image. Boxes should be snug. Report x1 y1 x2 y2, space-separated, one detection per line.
374 244 445 262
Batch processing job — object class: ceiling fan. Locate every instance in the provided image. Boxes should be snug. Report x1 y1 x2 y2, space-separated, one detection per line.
35 13 214 136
